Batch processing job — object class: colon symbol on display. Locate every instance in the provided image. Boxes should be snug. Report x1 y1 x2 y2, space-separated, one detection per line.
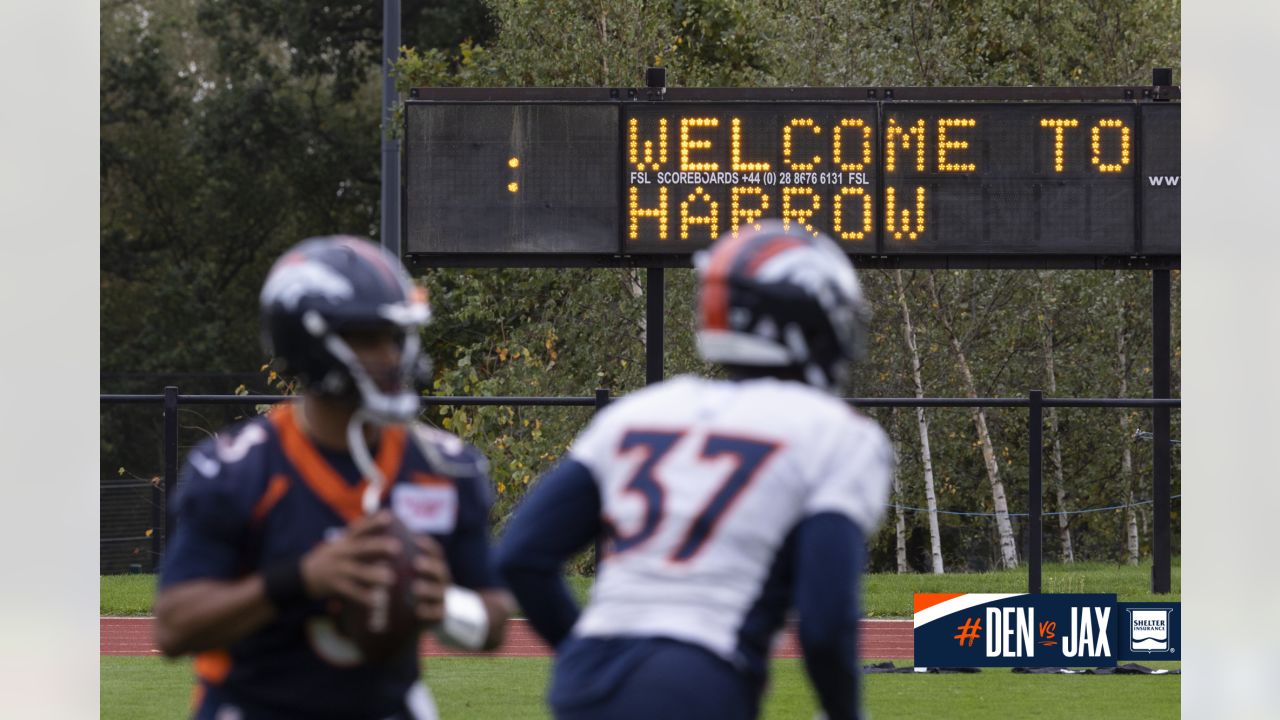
507 156 520 193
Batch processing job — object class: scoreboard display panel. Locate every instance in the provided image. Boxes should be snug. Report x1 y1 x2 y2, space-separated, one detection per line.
404 88 1179 265
406 103 617 253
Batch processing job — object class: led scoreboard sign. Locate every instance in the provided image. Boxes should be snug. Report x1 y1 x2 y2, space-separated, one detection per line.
404 87 1179 266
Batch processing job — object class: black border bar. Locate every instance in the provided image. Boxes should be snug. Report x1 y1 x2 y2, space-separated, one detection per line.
404 252 1179 270
410 86 1181 103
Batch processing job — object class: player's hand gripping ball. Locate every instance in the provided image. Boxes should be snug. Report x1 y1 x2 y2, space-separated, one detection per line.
335 514 425 663
302 511 427 664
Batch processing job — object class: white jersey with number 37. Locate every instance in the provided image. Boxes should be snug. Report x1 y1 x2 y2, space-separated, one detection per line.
567 375 893 661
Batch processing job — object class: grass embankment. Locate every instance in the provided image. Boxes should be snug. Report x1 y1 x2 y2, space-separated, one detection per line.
103 559 1180 618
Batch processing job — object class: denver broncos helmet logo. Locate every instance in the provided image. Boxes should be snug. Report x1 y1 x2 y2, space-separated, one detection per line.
260 254 355 311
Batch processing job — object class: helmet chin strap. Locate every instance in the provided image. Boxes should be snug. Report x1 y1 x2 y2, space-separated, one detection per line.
346 408 386 516
301 311 426 514
347 408 391 634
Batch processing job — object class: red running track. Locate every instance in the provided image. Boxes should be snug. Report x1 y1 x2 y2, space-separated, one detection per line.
101 617 913 659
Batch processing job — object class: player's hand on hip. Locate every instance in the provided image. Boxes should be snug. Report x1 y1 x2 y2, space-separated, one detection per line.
410 533 451 627
300 510 401 608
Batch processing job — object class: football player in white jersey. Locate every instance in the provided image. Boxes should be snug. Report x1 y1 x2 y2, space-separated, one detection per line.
495 220 893 720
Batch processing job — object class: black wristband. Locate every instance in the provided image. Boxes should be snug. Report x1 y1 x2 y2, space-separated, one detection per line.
262 558 307 610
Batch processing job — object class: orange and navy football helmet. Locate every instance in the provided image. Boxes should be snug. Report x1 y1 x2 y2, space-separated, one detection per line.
694 220 868 392
260 235 431 422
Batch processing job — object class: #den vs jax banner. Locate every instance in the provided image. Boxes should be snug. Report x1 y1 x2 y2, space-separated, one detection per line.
914 594 1181 667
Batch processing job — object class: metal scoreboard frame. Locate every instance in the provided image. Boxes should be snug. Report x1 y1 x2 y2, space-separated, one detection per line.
403 84 1179 270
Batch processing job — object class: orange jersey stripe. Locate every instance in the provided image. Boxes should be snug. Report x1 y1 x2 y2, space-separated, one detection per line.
250 474 291 525
194 649 231 684
269 403 407 523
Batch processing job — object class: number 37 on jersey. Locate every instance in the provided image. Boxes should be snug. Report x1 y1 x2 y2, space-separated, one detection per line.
601 429 784 563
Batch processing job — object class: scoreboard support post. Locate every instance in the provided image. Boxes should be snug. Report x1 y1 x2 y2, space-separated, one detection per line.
646 268 665 385
379 0 401 257
1152 269 1172 594
1149 70 1175 595
643 65 667 387
162 385 179 561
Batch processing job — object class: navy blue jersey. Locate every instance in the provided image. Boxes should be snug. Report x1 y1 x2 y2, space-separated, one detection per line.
159 402 498 719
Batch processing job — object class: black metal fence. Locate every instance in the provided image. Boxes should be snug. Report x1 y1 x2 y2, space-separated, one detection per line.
100 388 1180 592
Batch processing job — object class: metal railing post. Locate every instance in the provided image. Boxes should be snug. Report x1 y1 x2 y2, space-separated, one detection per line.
1028 390 1043 594
1152 270 1172 593
161 386 179 565
592 388 611 571
591 386 611 566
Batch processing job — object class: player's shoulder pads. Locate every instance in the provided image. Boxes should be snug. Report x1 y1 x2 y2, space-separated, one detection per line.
408 423 491 479
178 415 276 507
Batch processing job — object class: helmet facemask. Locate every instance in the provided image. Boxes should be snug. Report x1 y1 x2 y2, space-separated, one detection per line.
302 305 432 425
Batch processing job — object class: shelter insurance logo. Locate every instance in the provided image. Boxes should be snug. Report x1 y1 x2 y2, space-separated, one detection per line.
1125 604 1179 654
914 594 1181 667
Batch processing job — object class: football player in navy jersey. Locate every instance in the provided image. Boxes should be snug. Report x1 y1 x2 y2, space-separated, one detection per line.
155 235 513 719
496 221 894 720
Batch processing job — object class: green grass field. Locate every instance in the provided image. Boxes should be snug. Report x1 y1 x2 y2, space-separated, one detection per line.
103 559 1180 617
101 655 1180 719
103 561 1180 717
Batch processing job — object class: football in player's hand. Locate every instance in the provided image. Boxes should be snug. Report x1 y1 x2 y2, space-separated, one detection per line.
333 515 423 663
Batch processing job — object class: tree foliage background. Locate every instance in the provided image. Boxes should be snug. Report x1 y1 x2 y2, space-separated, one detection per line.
102 0 1180 573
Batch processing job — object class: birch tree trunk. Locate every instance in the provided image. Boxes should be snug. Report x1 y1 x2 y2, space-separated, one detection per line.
892 439 909 573
895 270 944 574
1037 273 1075 562
1115 272 1141 564
631 268 646 345
927 271 1018 569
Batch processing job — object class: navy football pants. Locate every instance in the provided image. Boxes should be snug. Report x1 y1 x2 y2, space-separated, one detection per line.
550 637 758 720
